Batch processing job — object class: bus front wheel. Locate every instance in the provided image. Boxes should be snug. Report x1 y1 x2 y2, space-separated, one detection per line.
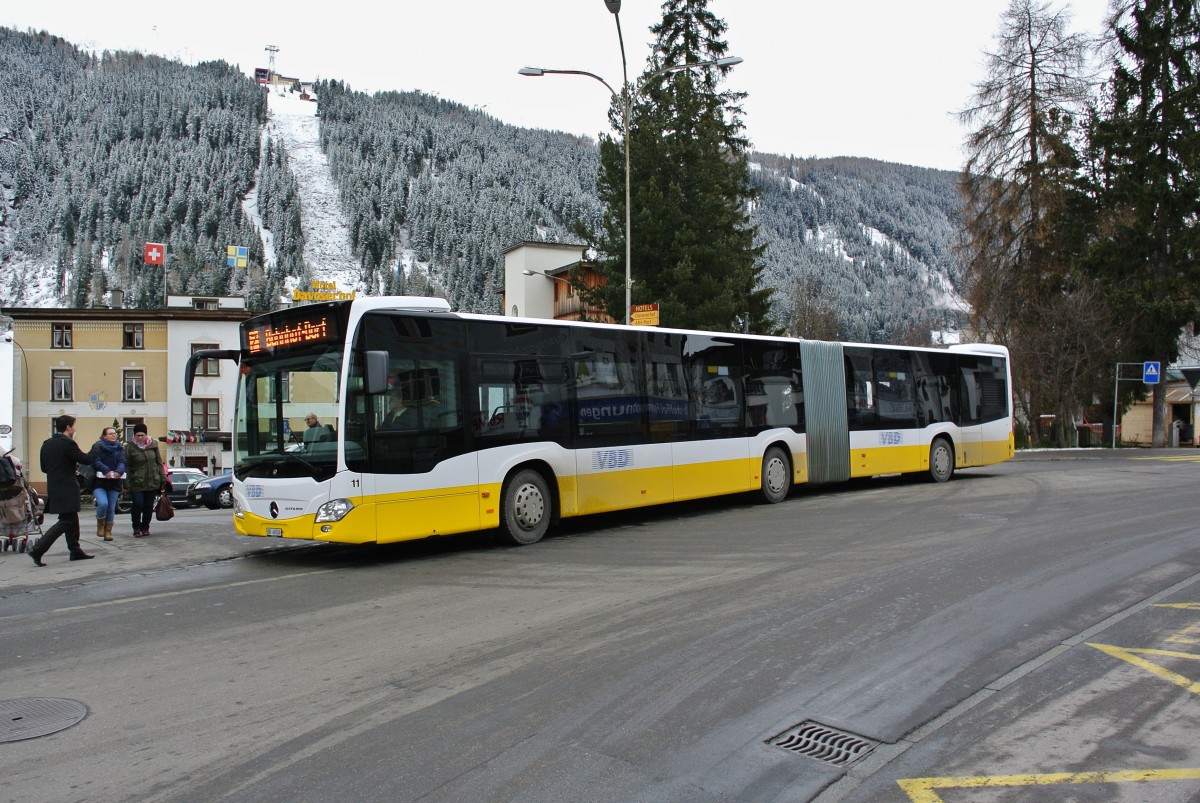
929 437 954 483
760 446 792 503
499 468 551 546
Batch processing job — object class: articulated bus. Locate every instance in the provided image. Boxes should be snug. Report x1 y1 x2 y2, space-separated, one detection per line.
185 297 1013 546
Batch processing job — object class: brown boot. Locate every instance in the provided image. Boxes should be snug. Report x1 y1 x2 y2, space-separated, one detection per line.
104 521 114 541
97 518 106 539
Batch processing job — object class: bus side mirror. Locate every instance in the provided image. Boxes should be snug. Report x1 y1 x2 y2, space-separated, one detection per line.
185 349 241 396
364 350 390 395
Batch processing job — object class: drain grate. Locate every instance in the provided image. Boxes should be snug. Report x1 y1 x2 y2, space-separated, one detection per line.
766 720 877 767
0 698 88 743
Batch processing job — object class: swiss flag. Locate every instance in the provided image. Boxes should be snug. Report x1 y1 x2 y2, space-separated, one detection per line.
144 242 166 266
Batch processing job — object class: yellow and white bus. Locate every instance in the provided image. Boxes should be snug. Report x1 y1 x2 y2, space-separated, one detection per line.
186 297 1013 546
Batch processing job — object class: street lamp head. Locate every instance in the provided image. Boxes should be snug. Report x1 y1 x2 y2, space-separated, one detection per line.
715 56 744 67
518 67 545 77
604 1 621 13
521 270 535 276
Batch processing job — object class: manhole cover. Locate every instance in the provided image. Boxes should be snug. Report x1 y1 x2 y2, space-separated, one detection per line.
766 720 877 767
0 698 88 743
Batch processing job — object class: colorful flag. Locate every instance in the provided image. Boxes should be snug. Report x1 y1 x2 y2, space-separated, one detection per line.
227 245 249 268
144 242 166 266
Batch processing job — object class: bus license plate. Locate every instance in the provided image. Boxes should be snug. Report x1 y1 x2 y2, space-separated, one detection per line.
267 527 283 538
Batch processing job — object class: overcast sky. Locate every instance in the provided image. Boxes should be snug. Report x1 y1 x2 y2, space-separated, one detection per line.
5 1 1112 172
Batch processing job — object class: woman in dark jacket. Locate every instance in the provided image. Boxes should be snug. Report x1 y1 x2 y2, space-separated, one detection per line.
90 426 126 541
125 423 165 537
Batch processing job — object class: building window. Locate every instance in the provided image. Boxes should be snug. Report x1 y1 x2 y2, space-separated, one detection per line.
52 323 73 349
192 343 219 377
123 323 144 350
51 369 73 401
192 298 219 311
270 374 291 403
123 370 145 402
191 398 220 431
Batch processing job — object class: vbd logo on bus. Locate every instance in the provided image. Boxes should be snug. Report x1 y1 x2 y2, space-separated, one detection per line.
246 484 264 498
878 431 904 445
592 449 634 471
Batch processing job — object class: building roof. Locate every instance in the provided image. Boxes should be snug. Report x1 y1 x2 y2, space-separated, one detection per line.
2 307 251 323
501 240 587 256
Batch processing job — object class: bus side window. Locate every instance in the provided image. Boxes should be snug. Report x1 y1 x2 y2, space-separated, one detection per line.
845 348 877 430
682 334 744 439
472 356 570 445
742 341 803 432
573 329 644 446
873 350 916 429
912 352 958 425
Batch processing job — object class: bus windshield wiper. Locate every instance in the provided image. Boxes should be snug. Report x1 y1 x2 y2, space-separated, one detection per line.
238 451 320 476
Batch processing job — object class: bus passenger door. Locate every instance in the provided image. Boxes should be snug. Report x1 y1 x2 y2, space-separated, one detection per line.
957 353 1009 467
957 358 985 467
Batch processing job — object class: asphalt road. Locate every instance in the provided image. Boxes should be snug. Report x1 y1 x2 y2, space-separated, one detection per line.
1 450 1198 802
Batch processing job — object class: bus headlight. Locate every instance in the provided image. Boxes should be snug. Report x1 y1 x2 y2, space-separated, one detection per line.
233 495 245 518
315 498 354 523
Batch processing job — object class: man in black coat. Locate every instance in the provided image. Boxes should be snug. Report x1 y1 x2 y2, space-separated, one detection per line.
29 414 95 566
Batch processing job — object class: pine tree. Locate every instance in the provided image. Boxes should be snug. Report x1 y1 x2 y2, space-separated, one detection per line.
577 0 769 332
1090 0 1200 446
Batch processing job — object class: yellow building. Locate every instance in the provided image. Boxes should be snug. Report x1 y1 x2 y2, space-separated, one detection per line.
1120 369 1199 447
4 299 248 493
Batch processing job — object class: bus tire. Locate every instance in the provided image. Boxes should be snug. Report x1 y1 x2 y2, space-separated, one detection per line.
499 468 551 546
929 437 954 483
760 446 792 503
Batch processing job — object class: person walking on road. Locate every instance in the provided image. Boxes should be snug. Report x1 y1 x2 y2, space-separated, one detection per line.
90 426 126 541
29 414 94 566
125 423 165 538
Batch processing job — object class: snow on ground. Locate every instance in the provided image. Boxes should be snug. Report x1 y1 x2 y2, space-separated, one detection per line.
263 89 362 295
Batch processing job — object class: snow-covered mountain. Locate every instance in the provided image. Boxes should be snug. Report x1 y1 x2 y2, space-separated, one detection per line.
0 27 966 343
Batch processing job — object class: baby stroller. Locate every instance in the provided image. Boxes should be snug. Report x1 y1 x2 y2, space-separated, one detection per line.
1 449 45 554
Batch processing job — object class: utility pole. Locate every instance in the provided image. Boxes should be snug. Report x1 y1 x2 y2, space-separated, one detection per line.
264 45 279 82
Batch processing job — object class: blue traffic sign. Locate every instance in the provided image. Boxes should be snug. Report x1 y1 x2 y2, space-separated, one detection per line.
1143 361 1161 384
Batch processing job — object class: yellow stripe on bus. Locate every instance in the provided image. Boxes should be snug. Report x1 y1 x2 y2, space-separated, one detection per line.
236 438 1010 545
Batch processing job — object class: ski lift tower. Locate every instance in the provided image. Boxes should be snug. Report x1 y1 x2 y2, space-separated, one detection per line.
264 45 279 83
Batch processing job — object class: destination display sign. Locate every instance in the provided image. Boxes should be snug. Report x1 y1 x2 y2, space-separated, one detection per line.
244 314 339 354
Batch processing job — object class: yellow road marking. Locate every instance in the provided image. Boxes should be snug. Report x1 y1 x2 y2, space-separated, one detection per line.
898 768 1200 802
50 570 334 613
1131 455 1200 462
1156 602 1200 610
1088 642 1200 695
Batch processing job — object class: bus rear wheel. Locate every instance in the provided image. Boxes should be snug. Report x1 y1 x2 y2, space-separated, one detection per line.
928 437 954 483
760 446 792 503
499 468 551 545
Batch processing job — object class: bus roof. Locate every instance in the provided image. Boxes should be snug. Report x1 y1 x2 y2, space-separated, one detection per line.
269 296 1006 359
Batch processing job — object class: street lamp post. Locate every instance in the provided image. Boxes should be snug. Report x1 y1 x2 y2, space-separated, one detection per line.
520 2 741 326
521 269 572 285
606 1 632 326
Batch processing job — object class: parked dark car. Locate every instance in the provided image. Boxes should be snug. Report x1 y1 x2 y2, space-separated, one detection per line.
188 473 233 509
115 468 208 513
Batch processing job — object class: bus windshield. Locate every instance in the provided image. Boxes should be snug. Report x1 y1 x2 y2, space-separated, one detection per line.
235 344 345 480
